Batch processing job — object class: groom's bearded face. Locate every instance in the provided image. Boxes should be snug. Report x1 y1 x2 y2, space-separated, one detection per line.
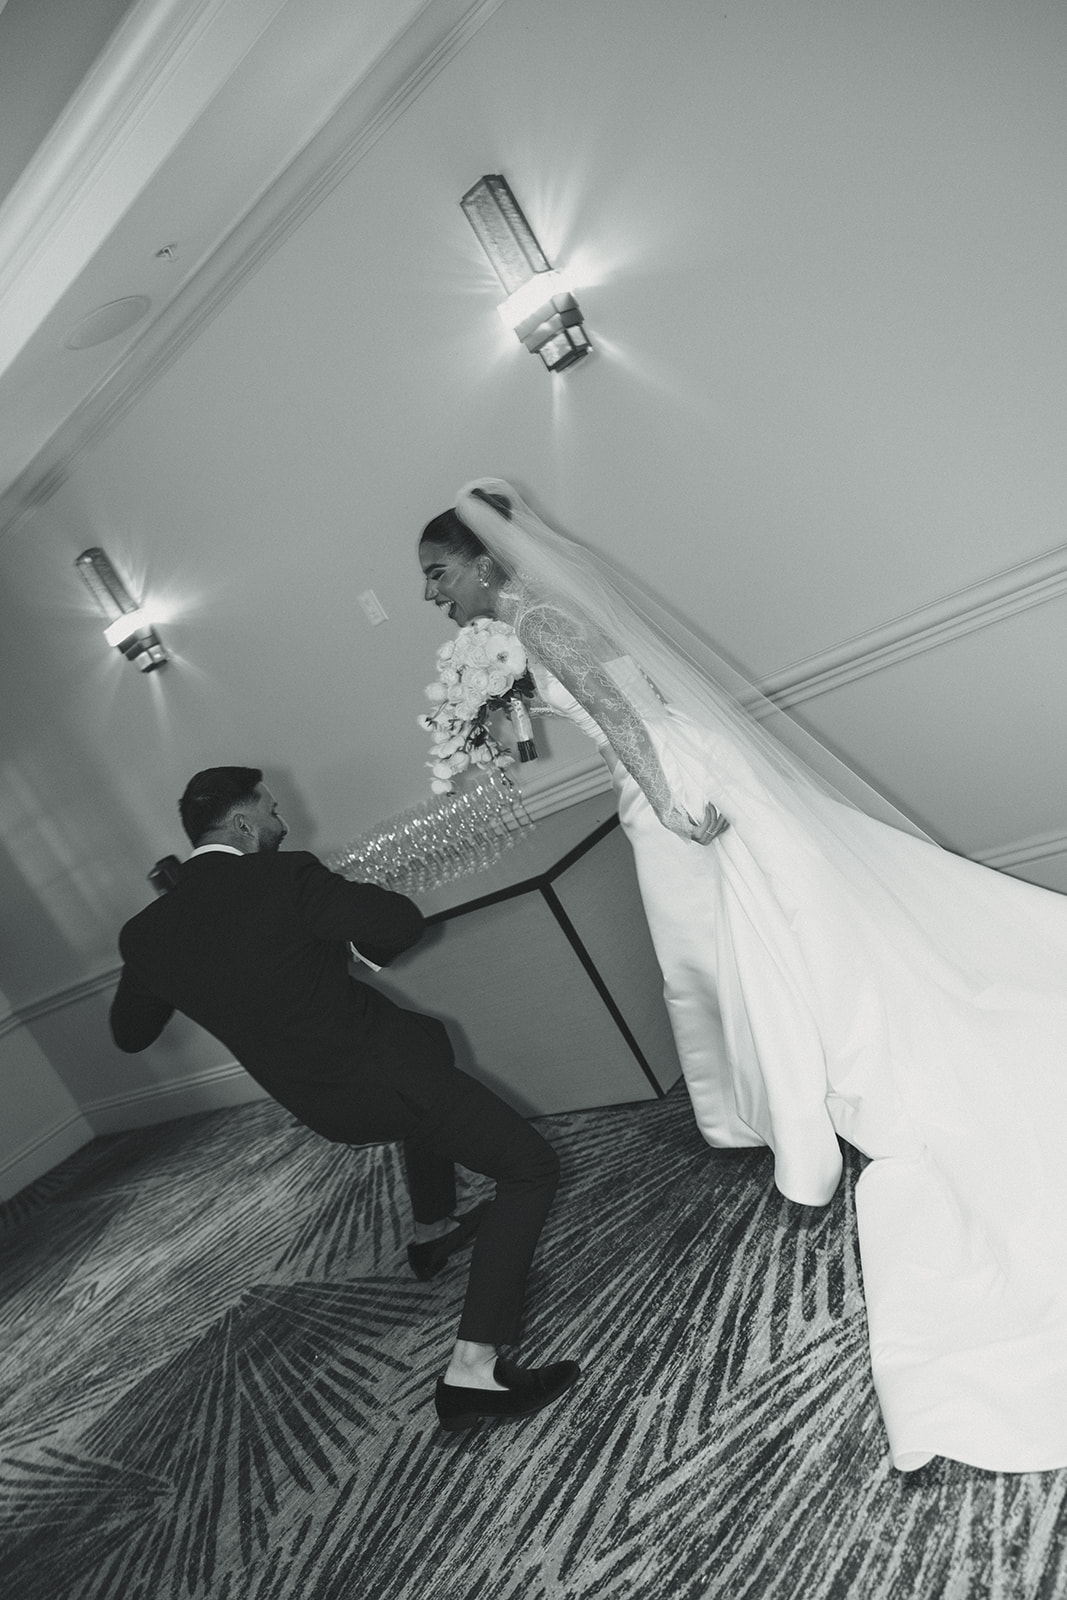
248 785 288 852
259 817 286 852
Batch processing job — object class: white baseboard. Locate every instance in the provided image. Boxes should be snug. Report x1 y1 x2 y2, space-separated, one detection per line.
83 1060 268 1135
0 1111 94 1202
0 1064 268 1197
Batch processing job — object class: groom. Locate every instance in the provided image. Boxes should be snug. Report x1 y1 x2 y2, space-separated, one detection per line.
109 766 579 1429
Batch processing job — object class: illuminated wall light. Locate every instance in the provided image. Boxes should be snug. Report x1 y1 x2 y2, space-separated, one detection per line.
461 174 591 373
75 547 169 672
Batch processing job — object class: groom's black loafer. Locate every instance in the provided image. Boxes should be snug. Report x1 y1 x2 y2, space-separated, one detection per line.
434 1357 581 1431
407 1202 489 1281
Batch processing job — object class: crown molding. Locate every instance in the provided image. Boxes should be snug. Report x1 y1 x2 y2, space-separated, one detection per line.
0 0 292 376
0 0 506 542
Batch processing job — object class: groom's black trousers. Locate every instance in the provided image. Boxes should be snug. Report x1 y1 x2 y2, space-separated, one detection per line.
289 1003 560 1348
402 1073 560 1346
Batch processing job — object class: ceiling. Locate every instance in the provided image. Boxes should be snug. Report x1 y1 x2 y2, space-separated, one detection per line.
0 0 502 537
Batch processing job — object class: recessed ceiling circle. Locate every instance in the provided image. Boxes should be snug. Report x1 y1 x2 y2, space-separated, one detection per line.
64 296 151 351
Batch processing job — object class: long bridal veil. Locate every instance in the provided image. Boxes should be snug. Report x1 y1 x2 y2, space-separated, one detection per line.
455 478 933 844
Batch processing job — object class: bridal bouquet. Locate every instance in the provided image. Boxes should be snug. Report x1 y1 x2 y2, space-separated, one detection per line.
419 618 537 795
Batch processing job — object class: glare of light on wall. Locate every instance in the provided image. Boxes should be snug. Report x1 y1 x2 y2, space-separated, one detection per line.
461 174 591 373
75 546 169 672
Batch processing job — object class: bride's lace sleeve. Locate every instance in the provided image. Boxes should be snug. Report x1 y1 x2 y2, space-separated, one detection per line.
516 603 693 838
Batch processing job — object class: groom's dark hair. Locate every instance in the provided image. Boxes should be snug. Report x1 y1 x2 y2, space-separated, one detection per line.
179 766 263 845
420 488 512 558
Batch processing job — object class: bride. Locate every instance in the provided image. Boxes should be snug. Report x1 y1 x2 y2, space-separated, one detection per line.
417 477 1067 1474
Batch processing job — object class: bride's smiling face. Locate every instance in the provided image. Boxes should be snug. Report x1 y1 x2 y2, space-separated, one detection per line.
419 540 496 628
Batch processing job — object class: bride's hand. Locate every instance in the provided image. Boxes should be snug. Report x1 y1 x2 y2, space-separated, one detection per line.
658 800 728 844
687 802 729 846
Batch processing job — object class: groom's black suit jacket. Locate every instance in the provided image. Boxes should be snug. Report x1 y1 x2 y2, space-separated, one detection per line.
109 848 456 1144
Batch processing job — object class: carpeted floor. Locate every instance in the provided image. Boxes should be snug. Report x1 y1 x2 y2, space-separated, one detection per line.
1 1083 1066 1600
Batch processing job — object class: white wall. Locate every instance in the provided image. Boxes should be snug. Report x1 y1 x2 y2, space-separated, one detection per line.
2 0 1066 1191
0 984 92 1199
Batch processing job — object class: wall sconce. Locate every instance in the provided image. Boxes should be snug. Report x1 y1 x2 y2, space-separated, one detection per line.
74 546 168 672
461 174 591 373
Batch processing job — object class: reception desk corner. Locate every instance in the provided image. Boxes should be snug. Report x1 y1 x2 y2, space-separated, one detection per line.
371 795 682 1117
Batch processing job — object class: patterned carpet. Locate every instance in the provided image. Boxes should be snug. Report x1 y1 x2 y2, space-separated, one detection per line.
2 1084 1066 1600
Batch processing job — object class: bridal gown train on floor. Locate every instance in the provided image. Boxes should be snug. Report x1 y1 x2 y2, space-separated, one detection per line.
534 660 1067 1474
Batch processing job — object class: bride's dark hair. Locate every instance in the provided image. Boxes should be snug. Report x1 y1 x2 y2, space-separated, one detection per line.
420 487 512 559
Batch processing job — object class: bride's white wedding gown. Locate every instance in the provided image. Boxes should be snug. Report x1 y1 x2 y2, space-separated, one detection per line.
532 658 1067 1474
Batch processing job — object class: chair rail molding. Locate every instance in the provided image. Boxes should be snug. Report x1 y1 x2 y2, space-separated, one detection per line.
975 829 1067 875
760 541 1067 708
4 543 1066 1111
0 968 120 1042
